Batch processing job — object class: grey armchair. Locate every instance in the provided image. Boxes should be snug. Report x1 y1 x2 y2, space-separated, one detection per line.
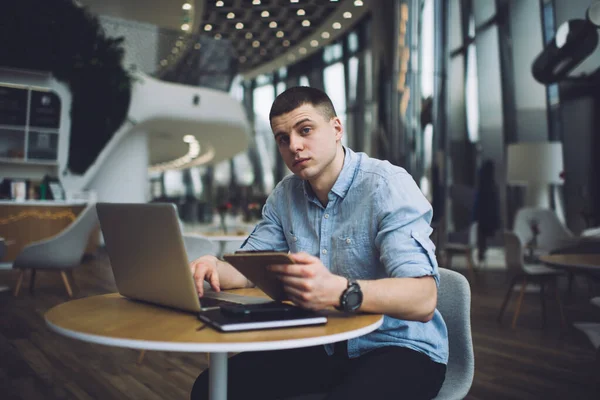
12 204 99 298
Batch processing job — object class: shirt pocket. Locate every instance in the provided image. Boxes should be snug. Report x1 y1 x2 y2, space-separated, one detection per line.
332 233 372 277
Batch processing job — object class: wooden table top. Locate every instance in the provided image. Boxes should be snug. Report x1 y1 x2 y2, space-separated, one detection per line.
45 288 383 353
539 254 600 271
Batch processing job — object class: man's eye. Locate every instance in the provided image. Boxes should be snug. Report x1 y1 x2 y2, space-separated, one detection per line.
301 127 311 134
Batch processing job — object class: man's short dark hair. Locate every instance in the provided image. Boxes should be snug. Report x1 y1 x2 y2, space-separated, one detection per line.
269 86 337 122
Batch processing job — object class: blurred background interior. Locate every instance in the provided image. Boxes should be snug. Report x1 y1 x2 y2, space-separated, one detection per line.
1 0 600 399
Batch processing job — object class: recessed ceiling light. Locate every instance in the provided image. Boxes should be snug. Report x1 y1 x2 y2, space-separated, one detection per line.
216 1 224 6
160 59 168 66
321 31 330 39
354 0 364 5
330 0 339 2
183 135 195 143
332 22 342 29
204 24 212 31
239 56 247 62
245 32 253 39
283 39 290 47
215 33 222 39
260 48 267 55
181 23 190 31
288 54 296 61
252 0 261 4
172 47 179 54
236 22 244 29
302 20 311 27
269 21 278 28
299 47 307 54
343 12 352 19
310 40 319 47
194 43 201 49
252 40 260 48
182 3 192 10
261 10 270 17
297 9 306 16
290 0 299 3
276 31 284 38
176 40 183 47
227 12 235 19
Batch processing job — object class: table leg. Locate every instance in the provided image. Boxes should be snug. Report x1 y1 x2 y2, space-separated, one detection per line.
209 352 228 400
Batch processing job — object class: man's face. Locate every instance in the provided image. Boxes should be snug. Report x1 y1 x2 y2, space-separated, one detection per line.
270 103 343 182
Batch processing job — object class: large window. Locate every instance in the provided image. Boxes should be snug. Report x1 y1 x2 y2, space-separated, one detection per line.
324 61 347 146
465 15 480 143
252 82 276 193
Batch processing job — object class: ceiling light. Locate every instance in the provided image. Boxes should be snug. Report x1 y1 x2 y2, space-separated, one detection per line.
321 31 330 39
290 0 299 3
283 39 290 47
269 21 278 28
227 12 235 19
183 135 195 143
181 23 190 31
160 59 168 66
260 48 267 55
216 1 224 6
245 32 253 39
236 22 244 29
252 40 260 47
302 20 311 27
299 47 307 54
252 0 261 4
204 24 213 31
332 22 342 29
310 40 319 47
215 33 222 39
239 56 247 62
276 30 284 38
297 9 306 16
343 12 352 19
176 40 183 47
288 54 296 61
261 10 270 17
182 3 192 10
172 47 179 54
330 0 339 2
194 43 201 49
354 0 364 5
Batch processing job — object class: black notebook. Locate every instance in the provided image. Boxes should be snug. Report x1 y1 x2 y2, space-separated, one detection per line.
197 302 328 332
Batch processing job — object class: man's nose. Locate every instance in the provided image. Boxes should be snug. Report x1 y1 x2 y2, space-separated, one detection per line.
289 134 303 152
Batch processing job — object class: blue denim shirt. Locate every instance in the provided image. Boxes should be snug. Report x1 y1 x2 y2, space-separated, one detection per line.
241 147 449 364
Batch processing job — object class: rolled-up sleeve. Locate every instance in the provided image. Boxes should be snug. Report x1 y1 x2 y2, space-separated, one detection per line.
239 188 289 252
374 170 440 286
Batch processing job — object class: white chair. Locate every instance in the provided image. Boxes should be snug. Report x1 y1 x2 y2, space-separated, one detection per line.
513 207 573 253
12 204 99 298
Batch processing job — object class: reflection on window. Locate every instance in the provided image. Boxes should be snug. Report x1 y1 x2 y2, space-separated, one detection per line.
276 81 286 95
324 62 347 146
323 43 343 64
348 56 359 103
420 124 433 198
229 74 244 102
465 16 479 143
189 167 204 197
420 0 434 99
299 75 310 86
233 152 254 185
163 170 186 197
348 31 359 53
214 160 232 187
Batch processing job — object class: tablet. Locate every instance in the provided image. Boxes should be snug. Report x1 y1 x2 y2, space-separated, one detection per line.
223 251 295 301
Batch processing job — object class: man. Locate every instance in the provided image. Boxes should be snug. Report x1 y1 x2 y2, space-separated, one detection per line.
190 87 448 399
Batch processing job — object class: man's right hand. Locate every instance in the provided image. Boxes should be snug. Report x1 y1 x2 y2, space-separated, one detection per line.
189 255 221 296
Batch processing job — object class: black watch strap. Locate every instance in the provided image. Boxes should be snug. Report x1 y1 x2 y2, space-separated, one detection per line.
335 279 362 312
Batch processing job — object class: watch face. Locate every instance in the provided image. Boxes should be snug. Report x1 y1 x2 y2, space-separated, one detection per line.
346 290 362 309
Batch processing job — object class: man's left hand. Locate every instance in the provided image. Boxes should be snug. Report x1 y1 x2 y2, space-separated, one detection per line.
268 252 347 310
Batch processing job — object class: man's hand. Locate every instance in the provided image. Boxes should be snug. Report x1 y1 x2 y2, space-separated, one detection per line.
189 255 221 296
268 252 347 310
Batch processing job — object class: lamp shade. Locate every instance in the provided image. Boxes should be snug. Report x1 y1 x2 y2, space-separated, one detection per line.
506 141 564 185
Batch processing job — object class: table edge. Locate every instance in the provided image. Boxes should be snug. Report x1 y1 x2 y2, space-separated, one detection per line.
45 315 384 353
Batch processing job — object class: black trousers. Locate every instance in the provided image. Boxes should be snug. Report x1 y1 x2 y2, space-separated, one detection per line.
191 342 446 400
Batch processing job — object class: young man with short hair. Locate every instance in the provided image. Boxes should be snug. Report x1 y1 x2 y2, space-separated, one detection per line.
190 86 448 399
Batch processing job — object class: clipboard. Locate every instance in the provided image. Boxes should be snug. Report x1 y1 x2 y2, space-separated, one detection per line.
222 252 295 301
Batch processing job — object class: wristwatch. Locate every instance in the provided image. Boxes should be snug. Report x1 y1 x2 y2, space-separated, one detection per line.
335 279 363 312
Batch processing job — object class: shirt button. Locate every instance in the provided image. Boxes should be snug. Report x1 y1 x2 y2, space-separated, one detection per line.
346 238 352 244
293 236 298 242
322 249 328 255
324 214 330 219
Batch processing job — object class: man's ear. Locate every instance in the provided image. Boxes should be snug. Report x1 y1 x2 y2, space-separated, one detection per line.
331 117 343 141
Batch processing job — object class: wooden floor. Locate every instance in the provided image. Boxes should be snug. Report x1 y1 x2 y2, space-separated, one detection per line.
1 251 599 399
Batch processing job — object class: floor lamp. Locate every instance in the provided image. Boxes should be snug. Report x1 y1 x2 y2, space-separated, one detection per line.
506 141 565 221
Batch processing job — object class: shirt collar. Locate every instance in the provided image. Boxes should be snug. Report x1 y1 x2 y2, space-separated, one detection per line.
302 147 358 201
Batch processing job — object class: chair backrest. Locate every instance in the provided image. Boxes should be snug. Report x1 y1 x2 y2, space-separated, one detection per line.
182 235 218 262
503 231 525 275
14 204 99 269
513 207 573 252
434 268 474 400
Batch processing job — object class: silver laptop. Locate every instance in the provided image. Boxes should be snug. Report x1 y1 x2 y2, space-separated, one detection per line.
96 202 267 313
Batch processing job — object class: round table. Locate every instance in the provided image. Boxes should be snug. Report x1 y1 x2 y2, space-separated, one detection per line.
45 289 383 400
539 254 600 273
